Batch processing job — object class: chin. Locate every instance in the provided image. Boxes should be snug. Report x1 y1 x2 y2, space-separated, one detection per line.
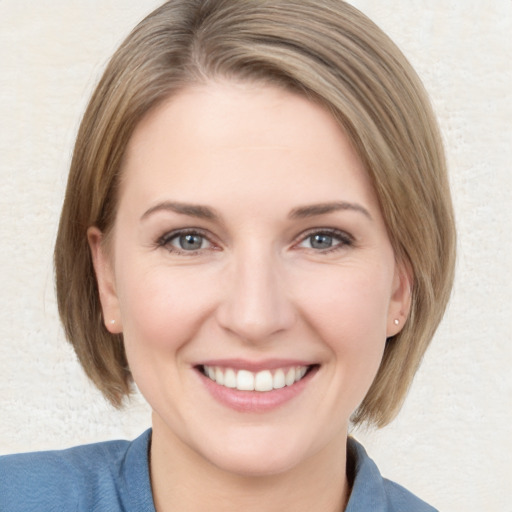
207 445 306 478
192 424 319 478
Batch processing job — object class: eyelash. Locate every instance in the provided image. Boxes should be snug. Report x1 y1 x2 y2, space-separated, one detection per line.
293 228 354 253
156 228 216 255
156 227 354 255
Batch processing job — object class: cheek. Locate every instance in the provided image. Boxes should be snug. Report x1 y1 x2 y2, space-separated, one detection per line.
114 261 221 410
297 265 392 341
294 264 392 384
115 257 217 356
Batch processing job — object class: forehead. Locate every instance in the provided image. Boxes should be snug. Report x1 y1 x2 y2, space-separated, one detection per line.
120 81 379 217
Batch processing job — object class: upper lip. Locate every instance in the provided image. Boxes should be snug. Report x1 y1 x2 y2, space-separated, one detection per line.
195 358 317 372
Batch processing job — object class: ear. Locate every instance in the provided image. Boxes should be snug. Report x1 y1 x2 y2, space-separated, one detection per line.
87 227 122 334
386 260 413 337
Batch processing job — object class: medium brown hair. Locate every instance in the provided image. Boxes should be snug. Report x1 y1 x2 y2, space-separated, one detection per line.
55 0 456 427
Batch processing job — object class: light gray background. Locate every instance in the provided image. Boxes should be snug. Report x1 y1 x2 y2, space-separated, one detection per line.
1 2 511 511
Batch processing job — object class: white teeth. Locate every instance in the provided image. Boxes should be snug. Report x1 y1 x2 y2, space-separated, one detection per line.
237 370 255 391
254 370 273 392
203 365 311 392
273 369 285 389
215 367 224 385
224 368 237 388
285 368 296 386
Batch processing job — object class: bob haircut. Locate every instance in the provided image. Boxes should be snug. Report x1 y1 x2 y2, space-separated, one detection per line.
55 0 456 427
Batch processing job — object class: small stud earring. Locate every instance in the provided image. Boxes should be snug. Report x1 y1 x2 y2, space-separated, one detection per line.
110 319 116 325
394 319 399 326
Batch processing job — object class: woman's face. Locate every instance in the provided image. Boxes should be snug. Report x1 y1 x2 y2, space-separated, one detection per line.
90 81 409 476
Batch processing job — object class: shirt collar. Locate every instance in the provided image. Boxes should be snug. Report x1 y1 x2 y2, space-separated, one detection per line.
345 437 388 512
120 428 156 511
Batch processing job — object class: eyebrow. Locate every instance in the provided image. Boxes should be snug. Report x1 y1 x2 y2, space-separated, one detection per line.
141 201 220 221
289 201 372 220
141 200 372 222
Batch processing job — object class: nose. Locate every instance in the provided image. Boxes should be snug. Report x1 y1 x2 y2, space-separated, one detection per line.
215 246 296 343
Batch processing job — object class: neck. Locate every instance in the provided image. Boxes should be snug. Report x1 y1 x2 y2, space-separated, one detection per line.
149 414 350 512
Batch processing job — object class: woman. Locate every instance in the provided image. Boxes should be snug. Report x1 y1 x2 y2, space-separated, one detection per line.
0 1 455 511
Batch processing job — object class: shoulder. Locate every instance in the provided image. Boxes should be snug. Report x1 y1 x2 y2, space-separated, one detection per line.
0 429 153 512
346 437 438 512
0 438 129 511
381 478 438 512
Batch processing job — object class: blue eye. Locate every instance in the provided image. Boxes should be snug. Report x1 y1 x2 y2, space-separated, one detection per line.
309 233 335 249
174 233 206 251
158 230 212 253
297 230 352 251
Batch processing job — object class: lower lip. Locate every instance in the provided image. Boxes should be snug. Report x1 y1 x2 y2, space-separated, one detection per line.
197 367 318 413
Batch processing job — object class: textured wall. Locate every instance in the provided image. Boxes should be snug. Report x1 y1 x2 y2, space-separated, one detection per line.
0 1 510 511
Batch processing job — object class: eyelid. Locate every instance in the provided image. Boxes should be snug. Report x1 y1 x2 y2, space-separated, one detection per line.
157 227 220 254
293 227 355 251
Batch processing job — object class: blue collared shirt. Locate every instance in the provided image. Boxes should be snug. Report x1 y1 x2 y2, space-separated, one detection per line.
0 429 437 511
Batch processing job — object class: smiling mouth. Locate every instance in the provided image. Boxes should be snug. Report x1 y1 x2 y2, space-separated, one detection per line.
198 364 318 392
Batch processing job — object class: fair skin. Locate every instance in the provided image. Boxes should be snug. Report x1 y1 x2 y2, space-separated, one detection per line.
89 81 411 512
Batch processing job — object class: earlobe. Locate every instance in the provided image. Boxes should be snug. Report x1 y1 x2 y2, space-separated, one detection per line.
386 261 413 337
87 227 122 333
